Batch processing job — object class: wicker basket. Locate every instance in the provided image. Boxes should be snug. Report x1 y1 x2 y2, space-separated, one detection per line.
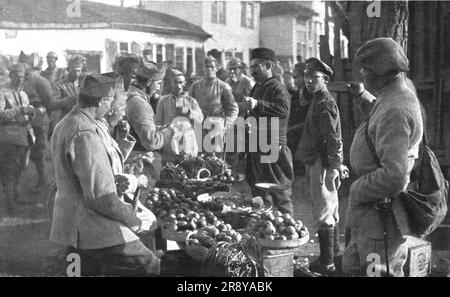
258 233 310 249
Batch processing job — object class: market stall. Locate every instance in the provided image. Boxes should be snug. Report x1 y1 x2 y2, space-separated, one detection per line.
135 153 313 277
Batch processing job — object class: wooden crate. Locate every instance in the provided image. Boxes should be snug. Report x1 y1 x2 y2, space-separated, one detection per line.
260 249 294 277
405 238 432 277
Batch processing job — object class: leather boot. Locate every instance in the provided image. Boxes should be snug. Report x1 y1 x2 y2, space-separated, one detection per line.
310 227 336 276
334 225 342 255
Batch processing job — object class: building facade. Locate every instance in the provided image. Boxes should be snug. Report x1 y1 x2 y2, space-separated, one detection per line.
0 0 210 73
260 1 348 71
143 1 260 70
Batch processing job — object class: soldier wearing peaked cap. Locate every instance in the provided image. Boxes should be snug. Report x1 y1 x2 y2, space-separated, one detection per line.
296 57 344 276
0 63 36 214
20 51 72 193
126 61 173 189
48 55 85 138
41 51 67 85
50 73 167 276
245 47 294 215
225 57 255 180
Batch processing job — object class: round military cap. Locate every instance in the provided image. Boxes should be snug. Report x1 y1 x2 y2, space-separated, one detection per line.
305 57 333 77
250 48 276 62
8 63 27 75
355 37 409 76
227 57 243 69
136 61 165 80
46 51 58 59
68 55 85 68
207 49 222 61
79 74 117 98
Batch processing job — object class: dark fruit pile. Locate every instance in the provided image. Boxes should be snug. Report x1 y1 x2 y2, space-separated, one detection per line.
160 154 235 185
246 211 309 240
144 187 201 215
188 224 242 249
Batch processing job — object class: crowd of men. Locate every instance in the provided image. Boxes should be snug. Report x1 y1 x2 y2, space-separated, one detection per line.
0 38 424 277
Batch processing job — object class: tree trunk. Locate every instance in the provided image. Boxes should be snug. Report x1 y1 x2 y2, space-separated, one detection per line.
348 1 409 75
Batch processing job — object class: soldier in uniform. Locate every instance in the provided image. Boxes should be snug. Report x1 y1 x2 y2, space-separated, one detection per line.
245 47 294 215
126 61 173 188
225 57 255 180
19 51 74 192
0 64 36 214
50 73 162 276
343 38 423 277
40 51 67 86
189 56 238 154
296 58 343 276
48 55 84 138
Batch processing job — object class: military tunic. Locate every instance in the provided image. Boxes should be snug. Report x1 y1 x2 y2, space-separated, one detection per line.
296 88 343 229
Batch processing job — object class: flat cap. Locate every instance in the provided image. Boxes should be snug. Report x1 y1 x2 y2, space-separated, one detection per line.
305 57 333 77
355 37 408 76
8 63 27 74
227 57 243 69
207 49 222 61
79 74 117 99
68 55 85 68
46 51 58 59
136 61 166 80
250 48 276 62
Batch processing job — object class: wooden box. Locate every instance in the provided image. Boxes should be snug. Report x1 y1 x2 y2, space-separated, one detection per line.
405 238 432 277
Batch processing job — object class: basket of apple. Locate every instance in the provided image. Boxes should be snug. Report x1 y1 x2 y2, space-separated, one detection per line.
184 220 243 262
247 211 309 249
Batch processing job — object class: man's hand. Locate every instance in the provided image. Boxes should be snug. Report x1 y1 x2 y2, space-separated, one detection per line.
244 96 258 109
325 168 341 191
346 82 365 97
339 164 350 180
115 174 130 196
136 202 158 233
20 106 36 116
136 174 148 189
116 119 130 139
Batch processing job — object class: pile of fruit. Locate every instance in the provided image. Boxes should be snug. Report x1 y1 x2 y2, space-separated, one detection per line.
246 211 309 241
187 224 243 249
144 187 202 215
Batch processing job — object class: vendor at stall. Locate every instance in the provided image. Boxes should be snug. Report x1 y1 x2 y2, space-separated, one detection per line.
50 74 162 276
188 56 238 154
126 61 174 187
245 47 294 215
155 70 203 164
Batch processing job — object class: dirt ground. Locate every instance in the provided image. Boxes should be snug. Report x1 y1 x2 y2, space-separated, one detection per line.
0 148 447 277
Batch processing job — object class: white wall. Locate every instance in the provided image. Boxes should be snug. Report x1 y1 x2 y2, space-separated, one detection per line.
144 1 260 66
0 28 204 72
201 1 260 65
145 1 204 27
260 15 294 57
